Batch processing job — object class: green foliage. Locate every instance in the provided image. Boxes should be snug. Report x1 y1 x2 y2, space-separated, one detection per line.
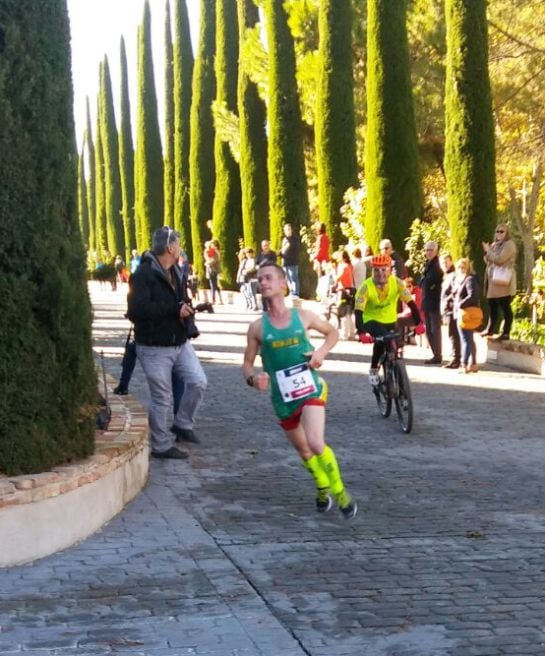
212 100 241 162
173 0 194 258
340 177 367 245
365 0 422 253
444 0 496 276
404 216 451 276
510 318 545 346
94 95 108 258
237 0 269 253
119 37 136 263
315 0 358 249
189 0 216 280
135 0 164 252
212 0 242 289
84 99 96 253
163 0 175 230
100 57 124 259
0 0 96 475
77 153 89 246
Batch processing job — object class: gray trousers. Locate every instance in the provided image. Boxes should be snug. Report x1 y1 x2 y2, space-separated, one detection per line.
136 342 207 453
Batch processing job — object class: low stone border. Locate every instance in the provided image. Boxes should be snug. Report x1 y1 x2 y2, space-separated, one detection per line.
0 377 149 567
486 338 545 376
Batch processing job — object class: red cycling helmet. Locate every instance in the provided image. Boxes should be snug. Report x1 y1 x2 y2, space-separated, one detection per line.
371 254 392 268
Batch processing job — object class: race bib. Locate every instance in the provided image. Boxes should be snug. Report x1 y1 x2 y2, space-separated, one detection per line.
275 363 317 402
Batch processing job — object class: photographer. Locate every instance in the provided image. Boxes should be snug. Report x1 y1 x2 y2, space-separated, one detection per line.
127 227 207 460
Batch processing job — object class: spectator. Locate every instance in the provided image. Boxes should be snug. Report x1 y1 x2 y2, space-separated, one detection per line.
237 247 259 311
256 240 277 311
481 223 517 340
379 238 407 279
351 247 367 290
280 224 301 296
334 250 356 340
440 254 461 369
130 249 141 274
127 226 207 459
420 241 443 365
205 239 223 305
454 258 481 373
312 223 330 276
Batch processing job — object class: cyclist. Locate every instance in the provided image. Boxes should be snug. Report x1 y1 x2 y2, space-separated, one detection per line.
354 254 421 386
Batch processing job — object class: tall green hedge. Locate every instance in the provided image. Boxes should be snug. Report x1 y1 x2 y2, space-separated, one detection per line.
212 0 242 289
100 56 124 260
119 37 136 263
237 0 269 252
189 0 216 280
0 0 96 476
135 0 164 252
94 91 108 259
84 98 96 254
365 0 421 253
173 0 194 259
77 152 90 247
163 0 175 230
444 0 496 270
315 0 358 250
264 0 310 251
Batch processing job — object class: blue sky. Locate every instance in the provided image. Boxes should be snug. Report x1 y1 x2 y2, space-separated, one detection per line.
68 0 199 149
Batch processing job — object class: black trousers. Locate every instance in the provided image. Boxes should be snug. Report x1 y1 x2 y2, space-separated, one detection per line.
486 296 514 337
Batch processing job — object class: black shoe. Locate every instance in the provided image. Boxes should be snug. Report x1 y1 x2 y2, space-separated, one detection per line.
442 361 460 369
424 357 442 365
113 385 129 395
498 334 509 341
171 425 201 444
151 446 189 460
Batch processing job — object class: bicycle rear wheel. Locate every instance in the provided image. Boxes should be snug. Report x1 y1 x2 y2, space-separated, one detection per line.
393 359 413 433
373 363 392 418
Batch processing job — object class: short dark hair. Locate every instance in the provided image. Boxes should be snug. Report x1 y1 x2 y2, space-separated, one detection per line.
258 262 286 279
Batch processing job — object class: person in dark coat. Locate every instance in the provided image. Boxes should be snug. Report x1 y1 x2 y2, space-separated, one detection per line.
420 241 443 364
440 254 461 369
127 227 207 459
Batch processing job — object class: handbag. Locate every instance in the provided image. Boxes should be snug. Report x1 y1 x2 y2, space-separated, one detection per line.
459 306 483 330
491 265 512 286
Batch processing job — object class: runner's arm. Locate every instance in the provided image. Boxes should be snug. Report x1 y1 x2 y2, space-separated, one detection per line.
242 320 269 390
300 310 339 368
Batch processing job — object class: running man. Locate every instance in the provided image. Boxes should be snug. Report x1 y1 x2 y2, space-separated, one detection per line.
242 264 357 519
354 254 421 386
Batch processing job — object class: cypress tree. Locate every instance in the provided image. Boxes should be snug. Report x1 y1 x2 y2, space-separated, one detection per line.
100 56 124 260
189 0 216 280
135 0 164 251
119 36 136 263
77 152 90 247
264 0 310 252
0 0 96 475
365 0 421 252
84 98 96 255
173 0 194 258
315 0 357 249
237 0 269 252
94 90 108 259
163 0 175 229
212 0 242 289
444 0 496 269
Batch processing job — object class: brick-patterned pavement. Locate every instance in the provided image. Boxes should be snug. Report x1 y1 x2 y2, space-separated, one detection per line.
1 281 545 655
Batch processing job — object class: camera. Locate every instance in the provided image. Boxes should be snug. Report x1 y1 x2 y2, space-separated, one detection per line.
184 313 200 339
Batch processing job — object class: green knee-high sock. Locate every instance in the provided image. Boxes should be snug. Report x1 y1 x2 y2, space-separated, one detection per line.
316 444 345 496
302 455 330 491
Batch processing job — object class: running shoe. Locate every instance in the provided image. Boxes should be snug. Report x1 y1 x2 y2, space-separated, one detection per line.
336 489 358 520
316 488 333 513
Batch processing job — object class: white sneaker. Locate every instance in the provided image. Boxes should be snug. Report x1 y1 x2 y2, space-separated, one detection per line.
368 369 380 387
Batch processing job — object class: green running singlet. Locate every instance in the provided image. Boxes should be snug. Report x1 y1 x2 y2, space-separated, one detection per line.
260 309 326 420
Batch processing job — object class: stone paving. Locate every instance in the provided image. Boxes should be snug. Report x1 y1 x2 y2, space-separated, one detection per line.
1 281 545 655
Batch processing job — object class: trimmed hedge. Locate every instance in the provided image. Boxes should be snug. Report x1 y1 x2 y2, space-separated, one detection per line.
0 0 96 475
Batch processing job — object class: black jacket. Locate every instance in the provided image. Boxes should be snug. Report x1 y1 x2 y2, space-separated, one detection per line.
421 256 443 313
127 253 190 346
280 235 300 266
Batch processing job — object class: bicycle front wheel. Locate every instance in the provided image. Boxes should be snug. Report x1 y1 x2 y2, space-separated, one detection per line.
393 359 413 433
373 363 392 418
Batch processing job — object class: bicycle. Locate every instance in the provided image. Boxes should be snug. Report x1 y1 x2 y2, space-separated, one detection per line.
365 331 414 433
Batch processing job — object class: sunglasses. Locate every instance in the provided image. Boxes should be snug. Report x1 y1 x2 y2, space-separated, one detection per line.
496 229 505 234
